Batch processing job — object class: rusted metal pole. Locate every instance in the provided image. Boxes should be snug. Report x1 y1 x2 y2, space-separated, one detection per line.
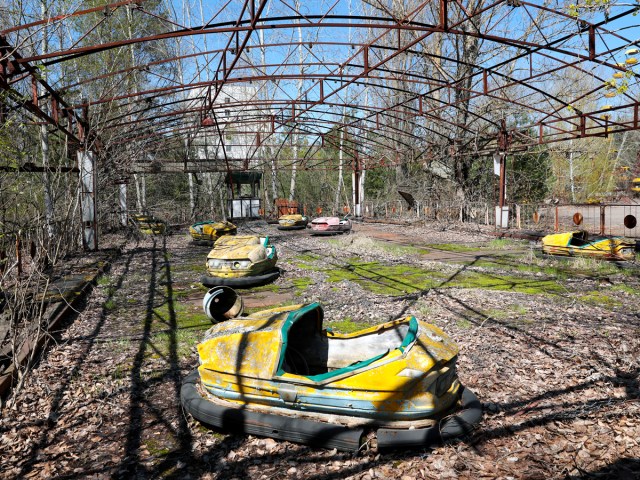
600 205 606 235
16 233 22 275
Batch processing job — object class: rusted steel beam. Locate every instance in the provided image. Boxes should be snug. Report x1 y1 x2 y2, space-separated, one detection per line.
19 16 611 70
0 36 87 145
0 164 79 173
0 0 149 35
440 0 448 31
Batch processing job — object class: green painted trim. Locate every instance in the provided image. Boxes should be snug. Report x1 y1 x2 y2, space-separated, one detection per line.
276 308 417 382
399 317 418 352
275 303 324 376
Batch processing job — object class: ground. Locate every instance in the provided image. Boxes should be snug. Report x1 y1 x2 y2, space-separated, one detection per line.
1 221 639 479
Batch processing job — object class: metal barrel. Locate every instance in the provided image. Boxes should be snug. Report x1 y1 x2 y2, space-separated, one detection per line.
202 286 243 322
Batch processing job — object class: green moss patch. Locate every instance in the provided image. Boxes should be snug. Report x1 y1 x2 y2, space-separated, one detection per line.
295 253 321 263
447 270 563 295
610 284 640 295
326 317 363 333
247 283 281 293
144 438 173 457
291 276 314 293
322 261 563 296
578 291 622 308
323 261 447 295
152 300 211 331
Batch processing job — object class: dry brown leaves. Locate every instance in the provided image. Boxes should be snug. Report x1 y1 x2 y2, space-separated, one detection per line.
0 226 639 479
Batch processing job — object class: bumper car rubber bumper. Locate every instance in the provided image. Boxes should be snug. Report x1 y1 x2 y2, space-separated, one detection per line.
181 369 482 451
200 268 281 289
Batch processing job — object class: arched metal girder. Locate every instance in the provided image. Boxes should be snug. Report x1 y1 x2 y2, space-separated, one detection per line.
2 0 640 174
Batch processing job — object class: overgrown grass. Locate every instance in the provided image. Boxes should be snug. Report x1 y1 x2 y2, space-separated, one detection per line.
150 329 203 359
424 243 479 252
456 318 473 329
487 238 524 249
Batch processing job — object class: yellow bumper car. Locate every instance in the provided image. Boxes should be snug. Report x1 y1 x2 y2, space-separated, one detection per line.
189 220 237 245
201 235 279 288
277 214 309 230
541 230 636 260
182 294 481 451
129 213 166 235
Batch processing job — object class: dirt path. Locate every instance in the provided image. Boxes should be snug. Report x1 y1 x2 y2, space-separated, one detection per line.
1 224 639 479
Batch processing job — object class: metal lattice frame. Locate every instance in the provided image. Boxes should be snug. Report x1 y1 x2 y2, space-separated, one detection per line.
1 0 640 176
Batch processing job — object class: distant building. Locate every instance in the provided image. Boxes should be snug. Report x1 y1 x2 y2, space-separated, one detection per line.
189 83 269 171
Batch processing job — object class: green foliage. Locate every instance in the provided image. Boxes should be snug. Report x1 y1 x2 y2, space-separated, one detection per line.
365 166 395 200
509 148 552 203
567 0 611 17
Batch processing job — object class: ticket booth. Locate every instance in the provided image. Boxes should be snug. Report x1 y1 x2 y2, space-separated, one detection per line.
226 172 262 219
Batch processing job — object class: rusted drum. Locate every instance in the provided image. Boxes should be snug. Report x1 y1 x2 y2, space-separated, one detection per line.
532 211 540 224
573 212 583 226
203 286 243 322
624 214 637 229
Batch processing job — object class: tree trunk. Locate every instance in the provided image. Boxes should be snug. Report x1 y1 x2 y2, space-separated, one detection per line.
40 1 55 239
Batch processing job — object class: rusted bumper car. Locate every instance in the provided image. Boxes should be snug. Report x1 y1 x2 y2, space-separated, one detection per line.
277 214 309 231
310 216 352 235
181 290 482 451
189 220 237 245
541 230 637 260
201 235 280 288
130 213 166 235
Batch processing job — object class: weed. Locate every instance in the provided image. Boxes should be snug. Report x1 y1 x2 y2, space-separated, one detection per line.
111 363 131 380
456 318 473 329
144 438 172 457
487 238 523 249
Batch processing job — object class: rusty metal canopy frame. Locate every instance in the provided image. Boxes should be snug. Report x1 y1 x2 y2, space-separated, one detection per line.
1 0 640 175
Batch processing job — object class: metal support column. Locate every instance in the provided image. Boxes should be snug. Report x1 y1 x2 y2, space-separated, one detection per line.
119 182 128 227
78 150 98 250
352 154 361 217
495 124 510 228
